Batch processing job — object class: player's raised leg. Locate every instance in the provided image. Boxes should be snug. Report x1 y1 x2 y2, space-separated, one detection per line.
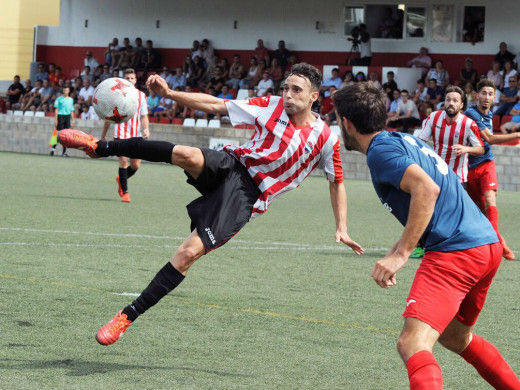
96 230 205 346
439 318 520 388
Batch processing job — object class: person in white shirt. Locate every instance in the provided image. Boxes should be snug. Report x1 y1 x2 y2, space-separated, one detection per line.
387 89 421 133
84 51 99 71
256 71 275 96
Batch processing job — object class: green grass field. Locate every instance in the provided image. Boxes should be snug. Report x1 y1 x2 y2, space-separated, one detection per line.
0 151 519 390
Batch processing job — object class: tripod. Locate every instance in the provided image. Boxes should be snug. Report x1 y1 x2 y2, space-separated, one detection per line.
346 43 359 65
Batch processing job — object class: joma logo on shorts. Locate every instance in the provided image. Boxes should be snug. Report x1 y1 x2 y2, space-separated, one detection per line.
205 227 216 244
274 118 288 126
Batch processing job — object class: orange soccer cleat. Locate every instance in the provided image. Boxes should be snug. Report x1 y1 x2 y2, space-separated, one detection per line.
58 129 99 158
95 311 132 346
122 192 131 203
116 176 123 197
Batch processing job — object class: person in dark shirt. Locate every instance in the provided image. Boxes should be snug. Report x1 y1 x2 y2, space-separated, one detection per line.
382 71 398 101
494 42 515 69
6 75 24 110
459 57 478 88
274 40 291 71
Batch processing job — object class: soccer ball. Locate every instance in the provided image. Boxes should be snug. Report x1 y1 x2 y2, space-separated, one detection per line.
92 77 139 123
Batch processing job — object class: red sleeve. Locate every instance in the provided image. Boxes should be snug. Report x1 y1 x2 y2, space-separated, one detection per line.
332 139 344 183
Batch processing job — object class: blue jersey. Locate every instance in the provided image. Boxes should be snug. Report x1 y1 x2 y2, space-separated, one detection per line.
465 106 493 169
367 131 498 252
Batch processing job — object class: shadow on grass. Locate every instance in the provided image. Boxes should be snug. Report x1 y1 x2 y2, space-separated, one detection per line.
0 358 250 378
34 195 116 202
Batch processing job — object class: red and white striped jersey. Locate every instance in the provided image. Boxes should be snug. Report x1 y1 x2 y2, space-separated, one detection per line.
113 90 148 139
419 110 483 183
224 95 344 218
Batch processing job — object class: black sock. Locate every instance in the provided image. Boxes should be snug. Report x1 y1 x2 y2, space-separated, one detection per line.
122 262 185 321
96 138 174 164
127 166 137 178
119 167 128 193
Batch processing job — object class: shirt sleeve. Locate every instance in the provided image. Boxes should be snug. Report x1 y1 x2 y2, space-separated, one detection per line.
467 120 484 146
419 113 433 141
319 137 344 183
139 91 149 116
225 96 275 126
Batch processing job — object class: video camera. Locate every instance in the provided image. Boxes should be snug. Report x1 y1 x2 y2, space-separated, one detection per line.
348 26 361 46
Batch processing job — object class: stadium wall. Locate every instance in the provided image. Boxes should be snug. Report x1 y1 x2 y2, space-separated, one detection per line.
2 114 520 192
32 0 520 83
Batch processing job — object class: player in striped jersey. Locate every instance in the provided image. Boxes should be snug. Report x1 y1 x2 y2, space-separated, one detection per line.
100 68 149 203
59 63 363 345
419 86 484 186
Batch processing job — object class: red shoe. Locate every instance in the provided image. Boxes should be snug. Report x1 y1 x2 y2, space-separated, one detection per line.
116 176 123 197
58 129 99 158
95 311 132 346
501 239 515 261
122 192 131 203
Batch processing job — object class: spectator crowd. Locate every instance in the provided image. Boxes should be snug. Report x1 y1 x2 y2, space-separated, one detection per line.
3 37 520 133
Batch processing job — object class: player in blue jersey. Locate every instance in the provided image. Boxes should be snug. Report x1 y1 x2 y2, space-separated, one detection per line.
465 78 520 261
333 82 520 389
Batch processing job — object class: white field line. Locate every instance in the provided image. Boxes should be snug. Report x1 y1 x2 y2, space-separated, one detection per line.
0 227 390 252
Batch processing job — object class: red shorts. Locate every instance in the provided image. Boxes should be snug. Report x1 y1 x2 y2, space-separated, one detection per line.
467 160 498 211
402 242 502 333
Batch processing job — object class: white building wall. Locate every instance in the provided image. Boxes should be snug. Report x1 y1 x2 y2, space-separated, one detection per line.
37 0 519 55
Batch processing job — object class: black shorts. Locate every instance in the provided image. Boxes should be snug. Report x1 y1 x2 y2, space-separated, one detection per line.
185 148 261 252
57 115 71 131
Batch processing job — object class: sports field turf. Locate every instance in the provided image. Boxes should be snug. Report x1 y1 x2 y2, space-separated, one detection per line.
1 151 519 390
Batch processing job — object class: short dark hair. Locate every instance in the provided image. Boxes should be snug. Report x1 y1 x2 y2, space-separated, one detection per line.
476 79 496 92
287 63 322 92
401 89 409 95
445 85 464 100
124 68 136 75
333 82 387 135
429 78 437 84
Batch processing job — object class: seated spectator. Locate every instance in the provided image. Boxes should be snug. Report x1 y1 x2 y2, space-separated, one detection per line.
499 60 517 90
111 68 121 78
499 101 520 133
387 89 422 133
320 86 336 125
92 64 104 86
339 71 354 88
388 89 401 115
205 66 226 93
407 47 432 77
463 82 478 109
186 55 205 87
141 40 160 76
486 61 502 89
252 59 267 87
287 53 297 70
147 90 160 113
254 39 270 67
159 67 175 88
47 63 58 86
113 37 133 69
126 37 146 68
170 67 187 90
459 57 478 88
74 79 95 115
368 71 382 88
153 96 174 118
17 79 33 110
274 40 291 71
35 63 48 83
426 78 444 108
426 60 450 88
80 104 90 120
6 75 24 110
199 54 220 89
200 39 214 65
99 64 112 82
54 67 67 85
190 40 201 60
495 42 515 69
239 57 260 89
21 79 43 111
413 79 428 111
226 54 244 90
494 75 519 116
84 50 99 72
87 105 99 120
80 66 94 83
383 71 398 101
266 58 283 88
320 68 342 96
255 71 275 96
104 37 121 67
355 71 367 82
36 79 56 112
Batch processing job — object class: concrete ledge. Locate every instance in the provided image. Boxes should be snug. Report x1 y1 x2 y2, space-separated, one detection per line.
1 114 519 190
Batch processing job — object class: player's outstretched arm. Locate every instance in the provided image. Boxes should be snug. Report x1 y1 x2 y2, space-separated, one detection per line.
480 128 520 145
329 182 364 255
371 164 439 289
451 144 484 156
146 75 228 115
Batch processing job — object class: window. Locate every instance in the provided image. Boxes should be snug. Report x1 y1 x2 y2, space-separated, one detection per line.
461 6 485 43
344 6 364 36
432 5 454 42
406 7 426 38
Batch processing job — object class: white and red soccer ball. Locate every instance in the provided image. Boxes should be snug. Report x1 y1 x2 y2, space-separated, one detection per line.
92 77 139 123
